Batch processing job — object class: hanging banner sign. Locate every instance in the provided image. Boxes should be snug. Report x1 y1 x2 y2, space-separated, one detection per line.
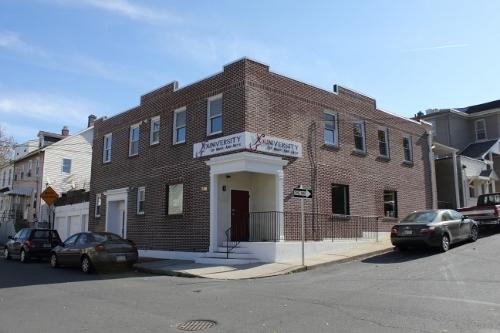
193 132 302 158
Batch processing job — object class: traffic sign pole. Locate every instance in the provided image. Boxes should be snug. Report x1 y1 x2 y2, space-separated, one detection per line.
301 197 304 266
293 185 312 267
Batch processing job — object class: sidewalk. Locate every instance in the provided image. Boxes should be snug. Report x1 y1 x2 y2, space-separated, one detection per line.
134 240 394 280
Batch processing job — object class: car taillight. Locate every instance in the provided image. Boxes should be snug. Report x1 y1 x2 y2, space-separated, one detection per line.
25 240 34 247
494 206 500 217
95 244 105 252
420 227 435 233
391 227 398 234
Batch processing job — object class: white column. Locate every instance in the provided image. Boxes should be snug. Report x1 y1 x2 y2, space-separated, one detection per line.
209 172 218 253
452 151 460 208
275 170 285 241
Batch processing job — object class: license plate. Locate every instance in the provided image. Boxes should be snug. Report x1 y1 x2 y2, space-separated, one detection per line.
403 230 413 236
43 244 52 248
116 255 126 262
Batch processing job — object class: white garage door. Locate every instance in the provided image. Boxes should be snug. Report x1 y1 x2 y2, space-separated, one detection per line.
55 217 69 241
68 216 83 236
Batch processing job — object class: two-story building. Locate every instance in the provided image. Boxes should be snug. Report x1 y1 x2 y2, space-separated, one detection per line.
416 100 500 208
89 58 435 263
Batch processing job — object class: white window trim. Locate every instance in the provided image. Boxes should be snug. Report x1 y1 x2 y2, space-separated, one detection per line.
353 120 366 152
474 119 487 141
403 135 413 163
95 193 102 217
324 111 339 146
168 183 184 215
173 107 187 144
129 123 140 156
137 186 145 215
103 133 112 163
61 158 71 174
378 127 390 158
207 94 223 136
150 116 160 145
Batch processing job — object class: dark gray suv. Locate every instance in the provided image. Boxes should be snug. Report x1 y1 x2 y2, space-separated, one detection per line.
3 228 62 262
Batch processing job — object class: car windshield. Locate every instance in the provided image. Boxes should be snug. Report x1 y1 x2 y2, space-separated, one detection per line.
401 211 437 223
93 233 123 242
478 194 500 205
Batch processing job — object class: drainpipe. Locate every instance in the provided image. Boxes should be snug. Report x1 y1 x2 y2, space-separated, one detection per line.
427 131 438 209
451 151 460 209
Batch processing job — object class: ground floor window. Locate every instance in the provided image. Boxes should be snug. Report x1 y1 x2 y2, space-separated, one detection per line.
167 184 183 215
469 185 475 198
137 187 145 215
384 191 398 218
95 193 101 217
332 184 349 215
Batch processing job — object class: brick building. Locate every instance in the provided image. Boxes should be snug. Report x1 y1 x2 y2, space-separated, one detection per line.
89 58 436 263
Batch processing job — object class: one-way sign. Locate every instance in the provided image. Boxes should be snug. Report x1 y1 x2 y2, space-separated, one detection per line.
293 188 312 199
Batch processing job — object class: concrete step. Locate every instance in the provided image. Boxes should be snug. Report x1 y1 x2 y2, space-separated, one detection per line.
217 246 251 253
195 257 261 265
205 251 257 259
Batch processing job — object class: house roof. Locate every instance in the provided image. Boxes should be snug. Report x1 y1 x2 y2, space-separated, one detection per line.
462 99 500 114
460 139 499 159
37 131 64 139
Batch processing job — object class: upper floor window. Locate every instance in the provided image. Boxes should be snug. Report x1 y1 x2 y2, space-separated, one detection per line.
35 159 40 175
352 121 366 152
150 116 160 145
2 171 6 187
28 160 32 177
173 107 186 144
378 128 389 158
129 124 140 156
137 186 145 215
207 94 222 135
403 136 413 163
475 119 487 141
103 133 112 163
324 111 338 146
8 169 12 185
62 158 72 174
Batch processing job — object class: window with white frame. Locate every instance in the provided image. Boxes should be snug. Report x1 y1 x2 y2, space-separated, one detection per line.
403 136 413 162
103 133 112 163
378 127 389 158
384 191 398 218
28 160 32 177
35 159 39 175
150 116 160 145
475 119 487 141
324 111 338 146
2 171 5 187
62 158 72 173
137 187 145 214
129 124 140 156
95 193 102 217
167 184 183 215
173 107 186 144
207 94 223 135
352 121 366 152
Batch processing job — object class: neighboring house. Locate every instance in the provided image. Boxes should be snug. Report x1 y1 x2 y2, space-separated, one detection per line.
53 189 89 241
416 100 500 208
7 117 95 225
0 161 14 217
89 58 435 263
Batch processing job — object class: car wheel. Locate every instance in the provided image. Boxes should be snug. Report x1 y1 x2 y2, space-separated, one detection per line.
81 256 93 274
20 249 29 263
396 245 408 251
50 253 59 268
440 234 450 252
470 226 478 242
3 248 10 260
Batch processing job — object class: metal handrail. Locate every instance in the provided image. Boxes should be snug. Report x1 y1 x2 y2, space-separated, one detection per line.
224 226 240 259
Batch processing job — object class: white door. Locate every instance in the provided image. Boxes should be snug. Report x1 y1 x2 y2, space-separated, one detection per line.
68 216 82 236
107 200 126 238
55 217 68 240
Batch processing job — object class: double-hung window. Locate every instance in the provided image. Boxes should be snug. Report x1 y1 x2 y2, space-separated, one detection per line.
378 127 389 158
353 121 366 152
95 193 101 217
137 187 145 215
103 133 112 163
62 159 72 174
384 191 398 218
173 107 186 144
167 184 183 215
207 94 223 135
129 124 140 156
35 159 39 175
324 111 338 146
403 136 413 163
475 119 487 141
28 160 32 177
150 116 160 145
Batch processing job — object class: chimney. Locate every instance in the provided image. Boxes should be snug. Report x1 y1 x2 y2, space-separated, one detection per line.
88 114 97 128
61 126 70 137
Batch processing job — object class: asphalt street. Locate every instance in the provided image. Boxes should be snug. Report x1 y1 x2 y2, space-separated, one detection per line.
1 228 500 333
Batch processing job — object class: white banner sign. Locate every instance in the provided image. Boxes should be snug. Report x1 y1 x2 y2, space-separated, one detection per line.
193 132 302 158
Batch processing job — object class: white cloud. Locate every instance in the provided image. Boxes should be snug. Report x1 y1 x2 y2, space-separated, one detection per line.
0 31 46 56
406 43 469 52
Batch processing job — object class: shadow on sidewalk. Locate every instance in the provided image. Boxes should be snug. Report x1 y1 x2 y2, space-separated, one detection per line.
361 248 437 264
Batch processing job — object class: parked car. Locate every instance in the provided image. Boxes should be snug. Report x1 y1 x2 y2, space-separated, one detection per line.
391 210 478 252
3 228 62 262
458 193 500 226
49 232 138 273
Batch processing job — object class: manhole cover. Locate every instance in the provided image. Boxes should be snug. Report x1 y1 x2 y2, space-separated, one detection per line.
176 320 217 331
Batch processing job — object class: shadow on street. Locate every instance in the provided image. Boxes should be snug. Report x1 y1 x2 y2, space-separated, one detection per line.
0 258 153 289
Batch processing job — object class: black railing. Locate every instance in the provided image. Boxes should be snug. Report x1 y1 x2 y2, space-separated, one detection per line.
225 226 241 259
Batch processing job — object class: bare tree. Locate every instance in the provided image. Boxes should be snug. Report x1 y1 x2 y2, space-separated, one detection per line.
0 126 15 165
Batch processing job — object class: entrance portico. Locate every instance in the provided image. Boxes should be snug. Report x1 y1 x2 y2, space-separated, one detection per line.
206 152 288 253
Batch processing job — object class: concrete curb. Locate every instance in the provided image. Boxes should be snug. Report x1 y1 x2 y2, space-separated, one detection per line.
305 247 394 270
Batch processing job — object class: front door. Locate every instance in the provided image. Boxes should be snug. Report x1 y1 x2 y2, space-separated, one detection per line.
231 190 249 241
107 200 126 238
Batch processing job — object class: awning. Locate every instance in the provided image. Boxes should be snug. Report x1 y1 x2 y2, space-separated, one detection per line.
6 188 33 197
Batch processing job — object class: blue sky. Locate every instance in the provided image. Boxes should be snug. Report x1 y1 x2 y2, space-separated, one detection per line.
1 0 499 143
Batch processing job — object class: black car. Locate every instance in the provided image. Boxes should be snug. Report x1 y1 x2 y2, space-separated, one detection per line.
3 228 62 262
391 210 479 252
50 232 138 273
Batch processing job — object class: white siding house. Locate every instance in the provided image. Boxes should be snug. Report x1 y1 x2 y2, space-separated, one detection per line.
40 127 93 222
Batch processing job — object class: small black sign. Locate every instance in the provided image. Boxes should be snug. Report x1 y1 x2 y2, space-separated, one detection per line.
293 188 312 199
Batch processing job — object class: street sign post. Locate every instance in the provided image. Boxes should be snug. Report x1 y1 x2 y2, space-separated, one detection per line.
41 186 59 229
293 186 312 266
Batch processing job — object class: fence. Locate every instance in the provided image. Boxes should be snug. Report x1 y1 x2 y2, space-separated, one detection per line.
244 211 395 242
